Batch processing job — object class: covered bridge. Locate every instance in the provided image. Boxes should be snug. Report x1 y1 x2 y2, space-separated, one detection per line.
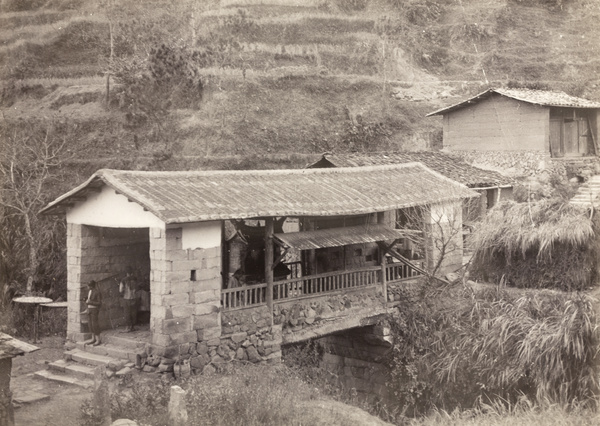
41 164 477 363
308 151 514 215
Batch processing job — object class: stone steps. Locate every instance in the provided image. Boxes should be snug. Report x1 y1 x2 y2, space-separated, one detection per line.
47 359 97 380
74 341 145 363
66 348 128 371
33 368 94 389
570 175 600 206
31 333 144 396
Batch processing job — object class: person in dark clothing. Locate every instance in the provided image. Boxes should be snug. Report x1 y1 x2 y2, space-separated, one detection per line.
85 280 102 346
119 268 138 332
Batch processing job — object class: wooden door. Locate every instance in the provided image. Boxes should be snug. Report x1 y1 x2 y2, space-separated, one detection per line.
564 120 579 156
550 119 563 157
578 119 589 155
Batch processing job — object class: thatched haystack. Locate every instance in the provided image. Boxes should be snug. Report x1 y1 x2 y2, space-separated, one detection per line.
468 199 599 291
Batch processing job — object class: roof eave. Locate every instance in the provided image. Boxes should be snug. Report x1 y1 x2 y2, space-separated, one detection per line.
39 170 166 221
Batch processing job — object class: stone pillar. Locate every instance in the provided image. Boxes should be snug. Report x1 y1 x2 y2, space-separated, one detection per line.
423 201 464 276
168 386 188 426
66 223 85 341
149 226 222 359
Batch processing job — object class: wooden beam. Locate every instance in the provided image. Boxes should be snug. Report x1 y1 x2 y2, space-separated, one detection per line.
264 217 274 326
68 196 86 202
378 212 388 306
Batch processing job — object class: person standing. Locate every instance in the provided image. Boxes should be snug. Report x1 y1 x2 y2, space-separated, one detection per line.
119 268 138 332
85 280 102 346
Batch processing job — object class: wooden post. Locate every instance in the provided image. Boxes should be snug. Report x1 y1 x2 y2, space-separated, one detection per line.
377 212 388 305
304 218 316 275
265 218 274 325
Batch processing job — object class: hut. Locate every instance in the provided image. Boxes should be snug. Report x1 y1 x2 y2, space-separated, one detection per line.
427 88 600 177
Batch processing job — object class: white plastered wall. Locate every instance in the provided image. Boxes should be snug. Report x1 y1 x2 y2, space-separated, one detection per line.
66 185 165 229
176 221 222 249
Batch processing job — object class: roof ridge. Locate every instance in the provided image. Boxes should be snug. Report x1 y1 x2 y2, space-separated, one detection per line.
99 162 426 178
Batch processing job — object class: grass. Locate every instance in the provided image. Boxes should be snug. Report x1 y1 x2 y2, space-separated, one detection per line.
468 199 599 290
411 400 600 426
84 363 353 426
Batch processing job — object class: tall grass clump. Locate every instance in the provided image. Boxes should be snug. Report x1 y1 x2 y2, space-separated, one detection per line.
81 363 326 426
186 364 322 425
386 283 599 416
468 199 599 291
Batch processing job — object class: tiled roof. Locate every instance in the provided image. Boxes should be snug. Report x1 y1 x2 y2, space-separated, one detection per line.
0 332 38 360
308 152 513 188
427 88 600 116
41 164 479 224
274 224 405 250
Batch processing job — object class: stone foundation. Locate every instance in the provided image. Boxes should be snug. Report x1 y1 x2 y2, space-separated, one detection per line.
452 150 600 180
275 287 385 336
318 325 392 403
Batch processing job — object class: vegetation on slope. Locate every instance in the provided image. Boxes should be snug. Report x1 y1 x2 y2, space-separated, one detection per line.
469 199 600 290
385 281 599 418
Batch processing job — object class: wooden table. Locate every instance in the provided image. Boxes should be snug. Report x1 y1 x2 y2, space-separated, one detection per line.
12 296 53 343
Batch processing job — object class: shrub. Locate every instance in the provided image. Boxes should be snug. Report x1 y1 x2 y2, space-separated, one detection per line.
385 284 599 415
468 199 599 291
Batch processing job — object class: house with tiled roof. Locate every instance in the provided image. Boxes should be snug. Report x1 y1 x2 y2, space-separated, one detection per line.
308 151 514 218
1 333 38 426
427 88 600 178
41 165 478 368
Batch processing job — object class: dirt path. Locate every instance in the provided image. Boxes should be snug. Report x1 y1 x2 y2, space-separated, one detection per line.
11 336 92 426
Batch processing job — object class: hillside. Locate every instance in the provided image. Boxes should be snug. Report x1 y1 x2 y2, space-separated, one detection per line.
1 0 599 181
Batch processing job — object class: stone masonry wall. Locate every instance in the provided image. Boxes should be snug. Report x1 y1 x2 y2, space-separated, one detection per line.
67 224 149 341
219 306 282 366
452 150 551 177
275 287 385 340
318 325 392 404
148 227 222 359
453 150 600 180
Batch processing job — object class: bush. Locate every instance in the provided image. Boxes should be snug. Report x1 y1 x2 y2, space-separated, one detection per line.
468 199 599 291
385 284 599 416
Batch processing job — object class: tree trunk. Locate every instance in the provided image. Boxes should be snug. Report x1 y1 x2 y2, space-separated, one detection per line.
23 213 37 294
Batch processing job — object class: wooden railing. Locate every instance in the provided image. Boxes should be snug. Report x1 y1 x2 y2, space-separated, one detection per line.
221 261 425 311
221 283 267 310
274 266 381 301
286 261 302 279
385 260 424 283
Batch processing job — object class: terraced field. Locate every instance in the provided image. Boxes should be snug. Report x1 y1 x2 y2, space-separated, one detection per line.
1 0 599 170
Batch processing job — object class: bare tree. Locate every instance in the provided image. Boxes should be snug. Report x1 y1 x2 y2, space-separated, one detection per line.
0 124 69 293
397 200 467 277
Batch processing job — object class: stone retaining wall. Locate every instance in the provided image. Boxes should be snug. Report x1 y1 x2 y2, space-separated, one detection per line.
274 287 385 336
318 325 392 403
453 150 600 179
